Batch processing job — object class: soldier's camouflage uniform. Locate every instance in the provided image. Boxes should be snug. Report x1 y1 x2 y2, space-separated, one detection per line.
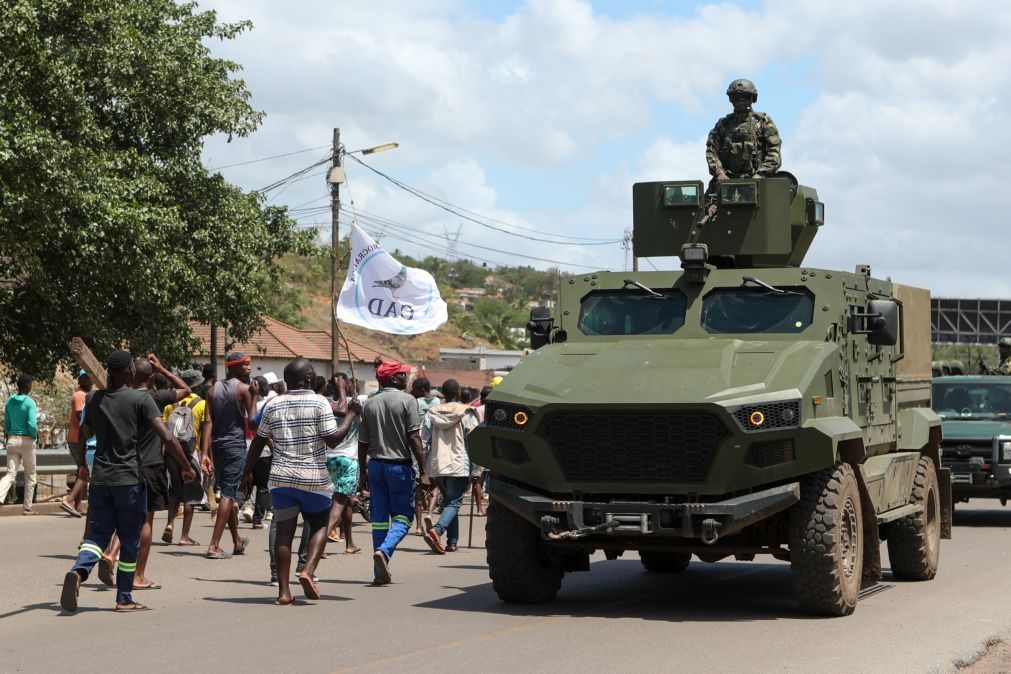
996 357 1011 375
706 110 782 178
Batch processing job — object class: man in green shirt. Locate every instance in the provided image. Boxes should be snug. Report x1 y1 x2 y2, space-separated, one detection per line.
1 374 39 514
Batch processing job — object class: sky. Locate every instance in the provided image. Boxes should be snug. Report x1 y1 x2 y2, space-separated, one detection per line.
199 0 1011 297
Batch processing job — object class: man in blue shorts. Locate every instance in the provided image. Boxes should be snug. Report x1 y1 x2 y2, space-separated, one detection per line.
202 351 256 559
242 357 360 605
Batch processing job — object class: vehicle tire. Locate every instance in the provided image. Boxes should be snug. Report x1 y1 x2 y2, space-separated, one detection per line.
885 456 940 581
789 462 864 616
486 505 563 603
639 551 691 573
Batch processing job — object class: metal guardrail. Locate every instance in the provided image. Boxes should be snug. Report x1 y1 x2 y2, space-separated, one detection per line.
0 446 77 476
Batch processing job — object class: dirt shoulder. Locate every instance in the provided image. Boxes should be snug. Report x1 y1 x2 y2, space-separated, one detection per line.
958 638 1011 673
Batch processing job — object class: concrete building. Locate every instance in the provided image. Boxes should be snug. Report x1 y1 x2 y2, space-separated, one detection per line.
438 347 525 371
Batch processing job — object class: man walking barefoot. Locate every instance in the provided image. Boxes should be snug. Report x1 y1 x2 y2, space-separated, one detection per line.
241 358 360 604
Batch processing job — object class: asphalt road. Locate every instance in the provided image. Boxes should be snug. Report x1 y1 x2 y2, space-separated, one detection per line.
2 499 1010 673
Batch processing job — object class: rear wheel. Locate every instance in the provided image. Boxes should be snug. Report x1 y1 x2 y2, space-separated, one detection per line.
790 462 864 616
886 456 940 581
639 551 691 573
486 505 563 603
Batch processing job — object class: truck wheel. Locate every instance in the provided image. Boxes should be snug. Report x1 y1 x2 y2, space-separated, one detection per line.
639 551 691 573
790 462 864 616
486 505 563 603
885 456 940 581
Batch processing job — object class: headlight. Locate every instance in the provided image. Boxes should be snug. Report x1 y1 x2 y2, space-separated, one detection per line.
732 400 802 432
486 402 533 431
1002 441 1011 462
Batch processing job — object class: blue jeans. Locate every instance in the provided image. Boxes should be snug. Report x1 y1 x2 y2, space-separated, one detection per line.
433 476 469 546
72 483 146 605
367 460 415 567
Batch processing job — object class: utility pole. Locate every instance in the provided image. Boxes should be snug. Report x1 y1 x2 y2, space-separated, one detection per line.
330 128 341 377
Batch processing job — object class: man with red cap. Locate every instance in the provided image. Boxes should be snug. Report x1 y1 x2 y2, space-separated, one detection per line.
357 359 430 584
202 351 256 559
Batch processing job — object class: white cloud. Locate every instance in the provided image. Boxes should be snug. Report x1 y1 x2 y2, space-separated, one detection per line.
200 0 1011 296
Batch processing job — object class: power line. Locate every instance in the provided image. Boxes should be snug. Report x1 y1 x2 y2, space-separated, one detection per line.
256 152 332 193
344 153 623 246
207 145 330 171
337 210 603 270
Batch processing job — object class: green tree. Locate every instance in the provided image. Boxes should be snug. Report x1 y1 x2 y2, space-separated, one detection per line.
461 298 525 349
0 0 315 374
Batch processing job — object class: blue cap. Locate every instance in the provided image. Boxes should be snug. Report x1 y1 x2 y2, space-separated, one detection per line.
78 369 88 377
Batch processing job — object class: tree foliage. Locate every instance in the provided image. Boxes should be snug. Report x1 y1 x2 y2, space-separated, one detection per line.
0 0 315 375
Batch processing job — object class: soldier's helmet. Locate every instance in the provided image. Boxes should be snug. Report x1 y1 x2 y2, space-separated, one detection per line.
727 78 758 103
999 337 1011 348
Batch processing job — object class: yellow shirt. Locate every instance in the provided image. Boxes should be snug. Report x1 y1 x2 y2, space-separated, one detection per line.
162 394 207 452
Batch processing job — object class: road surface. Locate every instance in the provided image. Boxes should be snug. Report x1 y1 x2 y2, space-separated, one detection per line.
1 499 1009 673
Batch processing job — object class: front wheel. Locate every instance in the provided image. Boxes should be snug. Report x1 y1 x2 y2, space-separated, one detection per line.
885 456 940 581
486 505 563 603
790 462 864 616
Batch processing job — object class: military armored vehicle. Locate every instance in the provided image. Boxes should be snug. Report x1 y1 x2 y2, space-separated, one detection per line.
468 173 951 616
933 375 1011 505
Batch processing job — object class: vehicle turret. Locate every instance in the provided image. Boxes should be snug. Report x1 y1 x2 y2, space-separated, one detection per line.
631 172 824 269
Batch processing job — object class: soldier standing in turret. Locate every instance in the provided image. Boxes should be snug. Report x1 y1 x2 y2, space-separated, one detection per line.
995 337 1011 375
707 78 782 180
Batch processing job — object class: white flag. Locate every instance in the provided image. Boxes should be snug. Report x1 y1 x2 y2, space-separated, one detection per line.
336 222 448 334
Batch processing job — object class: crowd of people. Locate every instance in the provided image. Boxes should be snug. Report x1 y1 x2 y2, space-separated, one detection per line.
9 349 494 612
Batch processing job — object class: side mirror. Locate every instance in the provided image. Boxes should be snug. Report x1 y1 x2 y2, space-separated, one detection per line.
528 307 553 350
848 299 899 346
866 299 899 346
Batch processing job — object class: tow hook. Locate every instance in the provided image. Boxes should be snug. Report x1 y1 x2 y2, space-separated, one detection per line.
701 518 722 545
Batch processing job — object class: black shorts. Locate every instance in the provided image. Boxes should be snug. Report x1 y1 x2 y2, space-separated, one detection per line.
142 464 170 512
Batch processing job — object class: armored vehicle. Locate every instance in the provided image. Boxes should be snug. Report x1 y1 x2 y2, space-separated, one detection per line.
933 375 1011 505
468 173 951 616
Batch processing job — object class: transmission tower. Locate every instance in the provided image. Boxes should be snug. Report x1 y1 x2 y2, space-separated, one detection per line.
444 224 463 260
622 227 633 271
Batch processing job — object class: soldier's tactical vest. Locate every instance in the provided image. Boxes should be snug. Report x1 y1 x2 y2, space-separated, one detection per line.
720 112 767 176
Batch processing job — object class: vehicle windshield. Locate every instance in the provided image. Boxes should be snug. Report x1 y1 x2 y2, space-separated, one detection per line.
578 290 687 336
932 381 1011 420
701 287 814 334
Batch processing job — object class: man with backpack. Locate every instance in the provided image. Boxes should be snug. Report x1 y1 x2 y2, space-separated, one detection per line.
421 380 479 554
162 370 207 546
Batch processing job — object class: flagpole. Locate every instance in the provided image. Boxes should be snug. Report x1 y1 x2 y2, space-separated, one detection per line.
330 128 342 377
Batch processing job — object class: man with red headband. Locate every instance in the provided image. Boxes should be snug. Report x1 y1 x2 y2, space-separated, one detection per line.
202 351 256 559
357 359 430 584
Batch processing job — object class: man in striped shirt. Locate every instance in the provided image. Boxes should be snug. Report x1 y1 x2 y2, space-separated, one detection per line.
241 357 360 605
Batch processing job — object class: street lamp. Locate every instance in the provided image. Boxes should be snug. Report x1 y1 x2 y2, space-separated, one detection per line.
329 132 398 376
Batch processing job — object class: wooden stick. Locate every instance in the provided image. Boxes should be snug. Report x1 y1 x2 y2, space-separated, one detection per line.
68 337 107 389
467 480 476 549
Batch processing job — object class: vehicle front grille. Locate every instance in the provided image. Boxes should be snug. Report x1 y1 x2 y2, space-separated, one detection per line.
538 410 727 482
940 441 992 460
745 440 795 468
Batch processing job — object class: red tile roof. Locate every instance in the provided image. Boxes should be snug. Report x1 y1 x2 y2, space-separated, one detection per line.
416 367 494 391
189 317 386 364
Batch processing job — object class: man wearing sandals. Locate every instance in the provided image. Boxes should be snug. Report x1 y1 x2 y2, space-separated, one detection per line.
202 351 257 559
60 350 195 613
131 354 192 591
241 357 361 605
